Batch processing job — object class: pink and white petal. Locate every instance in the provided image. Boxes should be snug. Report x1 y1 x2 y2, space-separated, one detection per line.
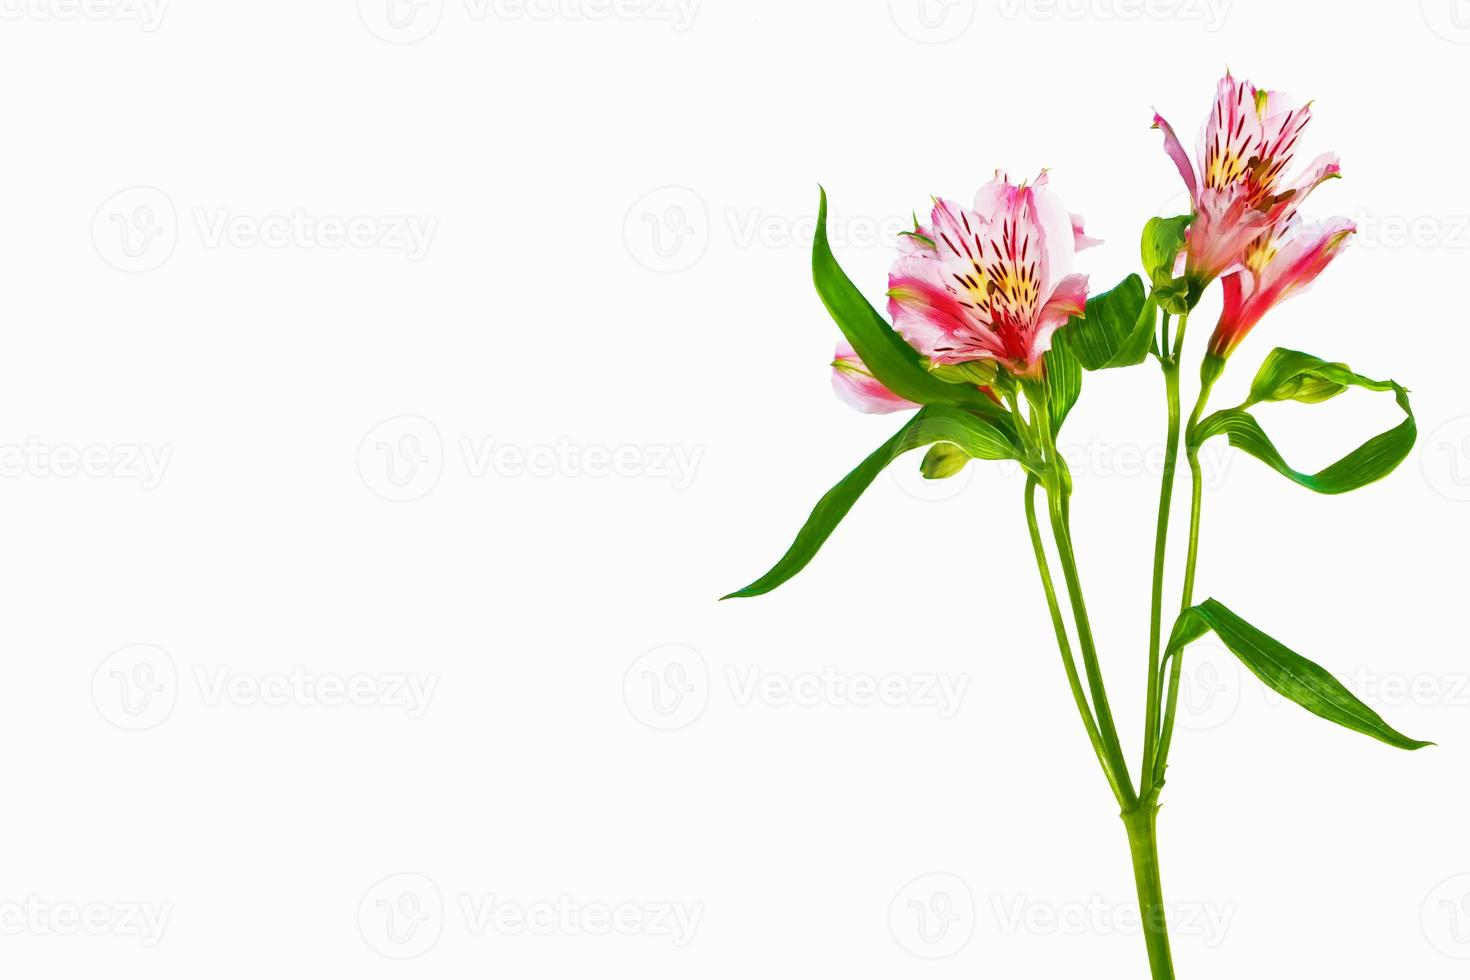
1030 273 1089 361
1255 217 1355 301
1208 271 1254 355
887 266 975 361
1040 273 1089 323
1200 74 1268 192
1187 185 1272 281
972 170 1014 219
1255 94 1313 177
1152 110 1199 201
831 347 918 414
1272 152 1341 219
1030 181 1079 283
1071 213 1103 251
928 197 995 287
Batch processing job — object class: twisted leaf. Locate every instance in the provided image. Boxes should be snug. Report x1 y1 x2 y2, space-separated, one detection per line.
1193 349 1416 494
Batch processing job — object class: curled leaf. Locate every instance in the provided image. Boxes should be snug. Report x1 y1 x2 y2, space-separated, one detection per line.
1193 349 1416 494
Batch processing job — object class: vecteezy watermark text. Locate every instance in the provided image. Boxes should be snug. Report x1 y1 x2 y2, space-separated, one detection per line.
93 187 437 273
92 644 439 731
0 896 173 946
357 416 703 502
357 0 698 43
0 0 168 30
995 0 1229 30
0 439 171 489
624 645 971 731
357 873 701 959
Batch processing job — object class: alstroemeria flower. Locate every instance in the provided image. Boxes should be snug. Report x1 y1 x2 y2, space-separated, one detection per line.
831 341 919 414
1207 217 1356 358
1154 72 1341 288
886 170 1095 380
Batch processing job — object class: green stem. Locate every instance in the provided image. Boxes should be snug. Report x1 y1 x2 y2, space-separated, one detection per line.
1047 492 1136 807
1140 354 1182 791
1024 475 1122 803
1025 377 1135 805
1152 359 1221 787
1122 804 1176 979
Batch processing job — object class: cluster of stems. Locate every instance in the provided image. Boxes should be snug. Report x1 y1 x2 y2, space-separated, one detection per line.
1012 310 1221 980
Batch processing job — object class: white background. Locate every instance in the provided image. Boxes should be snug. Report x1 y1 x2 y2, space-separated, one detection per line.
1 0 1467 976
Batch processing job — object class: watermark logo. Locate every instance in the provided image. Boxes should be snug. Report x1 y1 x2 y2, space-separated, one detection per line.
358 416 445 503
0 0 168 30
359 876 700 956
357 0 445 43
624 644 709 731
93 189 436 272
725 665 968 718
624 648 971 728
1422 416 1470 502
92 186 177 273
460 894 702 946
359 0 698 40
0 897 173 946
93 648 438 728
92 644 178 731
192 208 436 259
624 187 708 273
358 417 703 501
991 893 1234 946
1173 642 1243 732
889 872 975 958
889 0 975 43
995 0 1229 30
890 451 974 503
1423 0 1470 43
891 438 1234 503
0 439 172 489
192 666 437 718
1423 873 1470 958
359 873 444 959
1342 210 1470 250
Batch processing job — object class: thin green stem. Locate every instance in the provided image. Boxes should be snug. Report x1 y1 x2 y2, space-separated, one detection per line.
1047 492 1136 807
1152 362 1220 787
1024 476 1123 803
1140 357 1182 793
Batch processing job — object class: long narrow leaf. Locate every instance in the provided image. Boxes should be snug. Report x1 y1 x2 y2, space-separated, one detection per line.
812 189 1006 418
723 407 1021 599
1166 599 1431 750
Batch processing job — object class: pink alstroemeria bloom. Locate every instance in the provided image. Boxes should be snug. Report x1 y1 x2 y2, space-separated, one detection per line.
886 170 1096 381
1207 217 1356 358
1154 72 1341 289
831 341 919 414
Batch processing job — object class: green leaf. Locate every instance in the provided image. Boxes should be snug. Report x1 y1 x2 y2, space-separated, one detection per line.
1245 347 1368 406
921 443 970 479
1044 330 1083 432
813 188 1006 419
1141 214 1192 286
1063 274 1153 370
1166 599 1431 750
1193 349 1416 494
927 359 999 388
723 406 1022 599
